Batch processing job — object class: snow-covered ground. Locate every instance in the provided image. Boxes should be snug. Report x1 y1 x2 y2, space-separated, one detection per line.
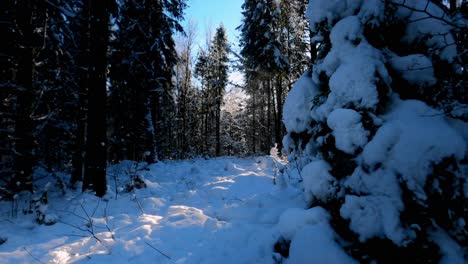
0 157 306 264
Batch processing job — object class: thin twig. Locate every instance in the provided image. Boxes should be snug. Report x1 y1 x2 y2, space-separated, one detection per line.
103 201 115 240
23 247 46 264
133 194 145 215
144 241 172 260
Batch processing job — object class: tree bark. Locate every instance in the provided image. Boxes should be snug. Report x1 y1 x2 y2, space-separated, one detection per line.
71 1 90 186
251 87 256 153
275 75 283 151
12 0 35 192
84 0 108 197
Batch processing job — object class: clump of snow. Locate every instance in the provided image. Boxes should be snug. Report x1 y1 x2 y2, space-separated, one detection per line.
283 72 318 133
327 109 369 154
341 168 407 245
329 16 363 47
344 168 402 199
389 54 437 86
361 122 400 169
363 99 466 200
340 194 409 244
306 0 361 31
307 0 385 31
301 160 336 203
277 207 356 264
311 17 391 120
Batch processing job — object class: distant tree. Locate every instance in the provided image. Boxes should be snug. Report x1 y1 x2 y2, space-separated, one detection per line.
209 25 230 156
194 48 211 154
194 25 230 156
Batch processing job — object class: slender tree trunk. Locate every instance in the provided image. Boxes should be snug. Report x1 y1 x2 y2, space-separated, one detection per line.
215 86 221 156
251 88 256 153
267 78 272 149
260 81 267 152
275 75 284 151
150 92 159 160
203 82 208 155
12 0 34 192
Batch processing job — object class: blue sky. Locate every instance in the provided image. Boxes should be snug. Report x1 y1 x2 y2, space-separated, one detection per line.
184 0 244 50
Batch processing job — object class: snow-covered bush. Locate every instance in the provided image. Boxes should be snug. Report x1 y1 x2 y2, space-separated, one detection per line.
282 0 467 262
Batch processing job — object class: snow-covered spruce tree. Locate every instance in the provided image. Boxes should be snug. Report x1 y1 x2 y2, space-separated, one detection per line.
281 0 467 263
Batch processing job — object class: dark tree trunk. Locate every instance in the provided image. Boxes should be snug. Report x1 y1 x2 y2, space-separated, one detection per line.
267 78 272 149
83 0 108 197
275 75 284 151
11 0 35 192
252 89 256 153
71 2 90 186
215 90 221 156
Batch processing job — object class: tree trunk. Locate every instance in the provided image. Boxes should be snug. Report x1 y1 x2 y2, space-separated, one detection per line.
251 89 256 153
275 75 284 150
84 0 108 197
267 78 272 149
11 0 35 193
71 2 90 186
215 88 221 156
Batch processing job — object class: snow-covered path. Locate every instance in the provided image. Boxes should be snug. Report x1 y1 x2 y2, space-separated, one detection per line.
0 157 304 264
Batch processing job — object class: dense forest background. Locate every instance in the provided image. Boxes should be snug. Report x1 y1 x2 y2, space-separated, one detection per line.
0 0 314 198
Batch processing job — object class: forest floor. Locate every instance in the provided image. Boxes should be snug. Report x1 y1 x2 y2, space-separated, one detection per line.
0 156 305 263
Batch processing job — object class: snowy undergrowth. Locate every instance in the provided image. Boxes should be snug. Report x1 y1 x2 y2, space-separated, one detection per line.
0 157 336 264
